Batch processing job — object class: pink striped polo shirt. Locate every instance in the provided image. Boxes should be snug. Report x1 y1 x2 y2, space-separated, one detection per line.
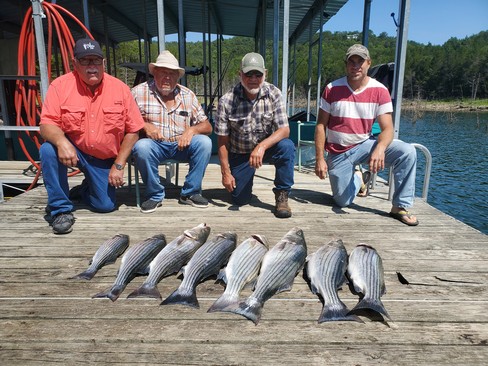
319 76 393 154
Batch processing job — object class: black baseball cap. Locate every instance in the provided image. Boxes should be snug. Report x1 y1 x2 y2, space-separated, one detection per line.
74 38 103 59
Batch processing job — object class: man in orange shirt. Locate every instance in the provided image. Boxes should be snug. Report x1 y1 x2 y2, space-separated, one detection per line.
40 38 144 234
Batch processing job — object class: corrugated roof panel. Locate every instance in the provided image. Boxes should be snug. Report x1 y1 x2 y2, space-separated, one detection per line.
0 0 348 45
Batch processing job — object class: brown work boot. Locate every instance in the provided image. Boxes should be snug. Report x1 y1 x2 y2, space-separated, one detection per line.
274 190 292 218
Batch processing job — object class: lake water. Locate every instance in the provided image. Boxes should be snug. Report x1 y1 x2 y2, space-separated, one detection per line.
398 110 488 235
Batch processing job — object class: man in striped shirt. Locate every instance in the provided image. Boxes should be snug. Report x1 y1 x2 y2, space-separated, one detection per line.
131 51 213 213
315 44 418 226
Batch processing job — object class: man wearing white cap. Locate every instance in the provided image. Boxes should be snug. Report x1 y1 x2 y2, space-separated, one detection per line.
314 44 419 226
215 52 295 218
131 50 212 213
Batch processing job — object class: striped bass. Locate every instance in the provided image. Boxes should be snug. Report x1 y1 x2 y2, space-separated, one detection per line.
70 234 130 280
347 244 391 321
92 234 166 301
127 223 211 299
306 239 361 323
207 234 269 313
228 227 307 325
161 232 237 309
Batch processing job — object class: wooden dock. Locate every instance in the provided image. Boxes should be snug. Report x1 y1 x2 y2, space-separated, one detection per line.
1 160 487 365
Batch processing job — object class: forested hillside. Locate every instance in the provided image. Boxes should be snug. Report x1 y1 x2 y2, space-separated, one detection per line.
115 30 488 102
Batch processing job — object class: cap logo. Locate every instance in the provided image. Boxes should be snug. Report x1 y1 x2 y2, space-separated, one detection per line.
83 42 96 50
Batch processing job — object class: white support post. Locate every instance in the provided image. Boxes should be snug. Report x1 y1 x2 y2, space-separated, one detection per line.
31 0 49 101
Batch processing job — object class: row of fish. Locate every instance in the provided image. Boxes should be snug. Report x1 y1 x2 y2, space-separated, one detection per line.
71 224 389 324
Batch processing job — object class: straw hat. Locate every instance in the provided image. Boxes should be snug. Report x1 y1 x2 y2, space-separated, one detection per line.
149 50 185 78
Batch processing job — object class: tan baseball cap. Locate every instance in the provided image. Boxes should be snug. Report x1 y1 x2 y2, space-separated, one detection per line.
345 44 370 61
241 52 266 74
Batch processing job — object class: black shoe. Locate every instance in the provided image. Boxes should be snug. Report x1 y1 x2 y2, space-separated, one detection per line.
140 199 162 213
179 193 208 208
52 212 75 234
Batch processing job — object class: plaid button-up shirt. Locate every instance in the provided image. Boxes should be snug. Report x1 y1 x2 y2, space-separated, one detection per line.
131 80 208 141
215 82 288 154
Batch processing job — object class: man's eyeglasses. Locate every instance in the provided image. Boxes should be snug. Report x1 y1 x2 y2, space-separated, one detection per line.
244 71 264 78
77 58 103 66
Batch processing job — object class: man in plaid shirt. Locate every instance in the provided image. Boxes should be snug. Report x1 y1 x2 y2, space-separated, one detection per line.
215 52 295 218
131 50 213 213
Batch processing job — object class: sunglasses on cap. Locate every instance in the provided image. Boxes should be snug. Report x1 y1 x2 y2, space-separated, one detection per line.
244 71 264 78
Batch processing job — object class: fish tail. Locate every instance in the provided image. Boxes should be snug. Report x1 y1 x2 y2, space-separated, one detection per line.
126 284 162 300
160 288 199 309
228 299 263 325
318 302 363 323
349 297 391 320
92 285 125 302
207 293 239 313
69 269 96 280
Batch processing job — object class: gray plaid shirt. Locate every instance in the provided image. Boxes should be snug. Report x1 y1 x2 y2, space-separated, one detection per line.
215 81 288 154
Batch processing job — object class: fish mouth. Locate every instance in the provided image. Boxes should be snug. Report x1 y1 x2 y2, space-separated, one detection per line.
250 234 269 247
184 223 208 239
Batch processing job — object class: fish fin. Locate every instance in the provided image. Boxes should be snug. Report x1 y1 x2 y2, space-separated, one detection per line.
135 265 151 276
275 281 294 294
348 298 391 321
164 262 185 277
244 278 257 290
228 299 263 325
104 258 118 266
92 285 125 302
309 284 319 295
318 302 363 323
346 280 363 296
207 293 239 313
69 269 96 280
176 266 186 279
126 284 162 300
160 288 199 308
215 268 227 284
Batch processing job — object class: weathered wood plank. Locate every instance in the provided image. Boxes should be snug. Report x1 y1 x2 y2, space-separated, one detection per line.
0 343 487 365
1 298 488 323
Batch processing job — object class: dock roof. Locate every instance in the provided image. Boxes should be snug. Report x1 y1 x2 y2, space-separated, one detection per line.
0 0 349 45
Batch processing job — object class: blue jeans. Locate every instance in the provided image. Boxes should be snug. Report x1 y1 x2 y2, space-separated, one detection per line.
132 135 212 202
327 138 417 208
39 142 116 217
229 138 295 205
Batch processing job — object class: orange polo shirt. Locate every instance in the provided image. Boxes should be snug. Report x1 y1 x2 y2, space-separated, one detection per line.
40 71 144 160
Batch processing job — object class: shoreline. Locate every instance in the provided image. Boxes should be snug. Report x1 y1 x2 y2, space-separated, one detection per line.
401 99 488 113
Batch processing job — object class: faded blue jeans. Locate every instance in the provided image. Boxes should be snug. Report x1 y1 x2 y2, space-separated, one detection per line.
327 137 417 209
40 142 116 217
132 135 212 202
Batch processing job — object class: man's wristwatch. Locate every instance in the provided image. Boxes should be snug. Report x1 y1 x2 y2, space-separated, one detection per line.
113 163 124 171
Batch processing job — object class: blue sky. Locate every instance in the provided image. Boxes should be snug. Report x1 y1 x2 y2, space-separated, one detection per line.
323 0 488 45
168 0 487 46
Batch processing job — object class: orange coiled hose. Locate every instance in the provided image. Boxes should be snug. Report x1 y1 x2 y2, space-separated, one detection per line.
14 1 94 190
